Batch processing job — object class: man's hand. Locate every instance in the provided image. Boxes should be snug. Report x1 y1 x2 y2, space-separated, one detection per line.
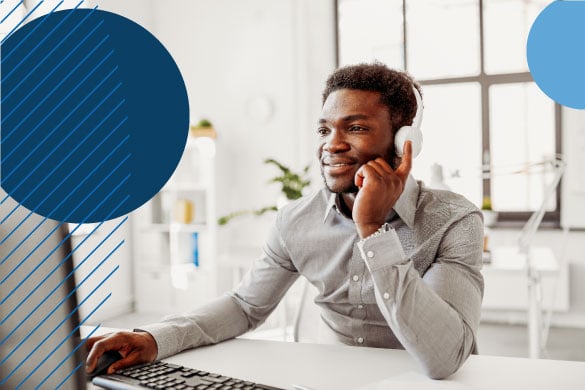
353 141 412 239
86 331 158 375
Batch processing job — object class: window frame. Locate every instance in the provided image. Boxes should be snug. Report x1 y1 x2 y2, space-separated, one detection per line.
334 0 562 226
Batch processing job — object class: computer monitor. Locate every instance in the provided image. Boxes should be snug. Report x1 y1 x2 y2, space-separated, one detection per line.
0 189 86 389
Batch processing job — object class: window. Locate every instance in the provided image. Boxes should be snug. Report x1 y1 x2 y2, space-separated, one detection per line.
336 0 561 224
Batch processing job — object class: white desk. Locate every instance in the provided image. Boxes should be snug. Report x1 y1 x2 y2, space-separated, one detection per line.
482 245 569 311
482 245 570 359
86 331 585 390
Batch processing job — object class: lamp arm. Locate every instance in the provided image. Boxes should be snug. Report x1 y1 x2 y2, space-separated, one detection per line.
518 158 566 255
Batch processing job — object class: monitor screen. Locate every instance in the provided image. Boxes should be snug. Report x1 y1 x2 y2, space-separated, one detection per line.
0 190 85 389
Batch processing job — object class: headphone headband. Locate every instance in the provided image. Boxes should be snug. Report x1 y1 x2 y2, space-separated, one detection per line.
394 85 423 158
411 87 423 130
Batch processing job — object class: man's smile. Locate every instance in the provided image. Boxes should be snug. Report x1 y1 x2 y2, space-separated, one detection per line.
321 158 358 175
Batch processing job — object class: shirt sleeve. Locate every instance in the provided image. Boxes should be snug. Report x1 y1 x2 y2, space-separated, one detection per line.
138 213 299 359
357 210 484 379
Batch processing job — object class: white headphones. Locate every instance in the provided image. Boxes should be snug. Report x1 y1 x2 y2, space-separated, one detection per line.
394 87 423 158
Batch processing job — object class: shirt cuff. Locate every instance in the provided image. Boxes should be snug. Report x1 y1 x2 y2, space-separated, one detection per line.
357 224 407 272
134 323 178 360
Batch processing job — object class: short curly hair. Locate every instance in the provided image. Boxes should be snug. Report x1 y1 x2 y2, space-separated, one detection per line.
322 62 422 134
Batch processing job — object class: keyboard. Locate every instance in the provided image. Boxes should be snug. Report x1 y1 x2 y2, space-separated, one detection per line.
92 360 284 390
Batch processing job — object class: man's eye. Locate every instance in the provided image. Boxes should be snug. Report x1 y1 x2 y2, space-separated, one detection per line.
349 125 366 132
317 127 329 136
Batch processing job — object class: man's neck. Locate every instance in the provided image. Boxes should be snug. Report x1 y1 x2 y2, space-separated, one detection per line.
340 193 356 219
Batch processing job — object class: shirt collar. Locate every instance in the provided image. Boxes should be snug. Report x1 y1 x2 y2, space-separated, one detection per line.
323 192 339 222
393 174 418 229
322 174 418 229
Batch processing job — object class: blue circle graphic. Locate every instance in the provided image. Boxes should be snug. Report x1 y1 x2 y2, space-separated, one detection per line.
1 9 189 223
527 1 585 109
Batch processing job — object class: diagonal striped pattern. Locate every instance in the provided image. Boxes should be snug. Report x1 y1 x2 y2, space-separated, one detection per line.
52 324 101 389
1 141 130 277
0 193 127 388
1 215 129 332
1 6 131 224
0 0 45 43
0 1 25 25
1 3 95 106
1 2 131 388
0 0 63 62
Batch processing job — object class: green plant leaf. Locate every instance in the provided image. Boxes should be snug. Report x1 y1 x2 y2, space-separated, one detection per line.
219 158 311 225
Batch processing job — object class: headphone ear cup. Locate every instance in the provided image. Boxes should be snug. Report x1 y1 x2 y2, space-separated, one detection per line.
394 125 423 158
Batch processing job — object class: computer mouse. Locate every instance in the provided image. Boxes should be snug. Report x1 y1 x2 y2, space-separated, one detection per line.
88 350 123 379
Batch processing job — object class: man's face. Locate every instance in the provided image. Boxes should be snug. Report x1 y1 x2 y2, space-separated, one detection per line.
317 89 395 194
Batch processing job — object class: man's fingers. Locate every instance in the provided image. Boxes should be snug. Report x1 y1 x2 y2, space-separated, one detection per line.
367 159 391 176
355 164 382 189
86 333 128 372
354 166 365 189
396 140 413 181
372 157 393 174
86 337 109 372
85 334 107 355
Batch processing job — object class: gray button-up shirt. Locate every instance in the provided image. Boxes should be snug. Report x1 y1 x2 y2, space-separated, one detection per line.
141 176 484 379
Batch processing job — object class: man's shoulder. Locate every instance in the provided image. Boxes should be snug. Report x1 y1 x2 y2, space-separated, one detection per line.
417 182 480 217
277 187 329 222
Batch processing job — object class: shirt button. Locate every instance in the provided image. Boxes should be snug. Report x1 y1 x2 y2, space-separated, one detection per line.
383 292 390 300
358 304 364 309
357 337 364 344
352 275 359 282
366 250 374 258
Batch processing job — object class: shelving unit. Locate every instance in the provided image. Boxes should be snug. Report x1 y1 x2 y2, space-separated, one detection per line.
132 134 218 314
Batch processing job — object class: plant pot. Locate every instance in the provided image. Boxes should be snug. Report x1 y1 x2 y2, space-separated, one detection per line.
481 210 498 228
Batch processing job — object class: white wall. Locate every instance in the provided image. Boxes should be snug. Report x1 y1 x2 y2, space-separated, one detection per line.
90 0 155 32
147 0 336 250
153 0 299 249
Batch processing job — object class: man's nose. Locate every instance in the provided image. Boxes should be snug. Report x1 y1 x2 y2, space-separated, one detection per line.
323 130 349 153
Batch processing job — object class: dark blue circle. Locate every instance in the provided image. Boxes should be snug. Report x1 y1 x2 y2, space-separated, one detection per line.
527 1 585 109
0 9 189 223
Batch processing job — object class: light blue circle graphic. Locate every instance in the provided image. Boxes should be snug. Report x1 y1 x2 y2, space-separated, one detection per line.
527 1 585 109
0 9 189 223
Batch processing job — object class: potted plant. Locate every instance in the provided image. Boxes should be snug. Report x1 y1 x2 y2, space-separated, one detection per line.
218 158 311 225
190 118 217 139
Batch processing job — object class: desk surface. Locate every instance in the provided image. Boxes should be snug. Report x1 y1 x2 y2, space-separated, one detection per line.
81 326 585 390
163 338 585 389
86 326 585 390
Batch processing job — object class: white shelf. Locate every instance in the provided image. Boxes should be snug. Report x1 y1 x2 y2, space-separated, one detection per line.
133 136 218 313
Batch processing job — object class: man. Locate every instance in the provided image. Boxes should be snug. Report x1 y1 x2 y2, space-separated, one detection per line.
87 63 484 380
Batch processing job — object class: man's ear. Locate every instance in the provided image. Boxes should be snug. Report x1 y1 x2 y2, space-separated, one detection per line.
386 143 400 170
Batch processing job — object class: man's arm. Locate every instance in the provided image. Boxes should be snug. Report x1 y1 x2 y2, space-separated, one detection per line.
140 233 300 360
86 216 298 370
358 211 484 379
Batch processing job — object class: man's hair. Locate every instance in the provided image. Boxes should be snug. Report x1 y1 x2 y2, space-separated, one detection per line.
322 62 421 133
